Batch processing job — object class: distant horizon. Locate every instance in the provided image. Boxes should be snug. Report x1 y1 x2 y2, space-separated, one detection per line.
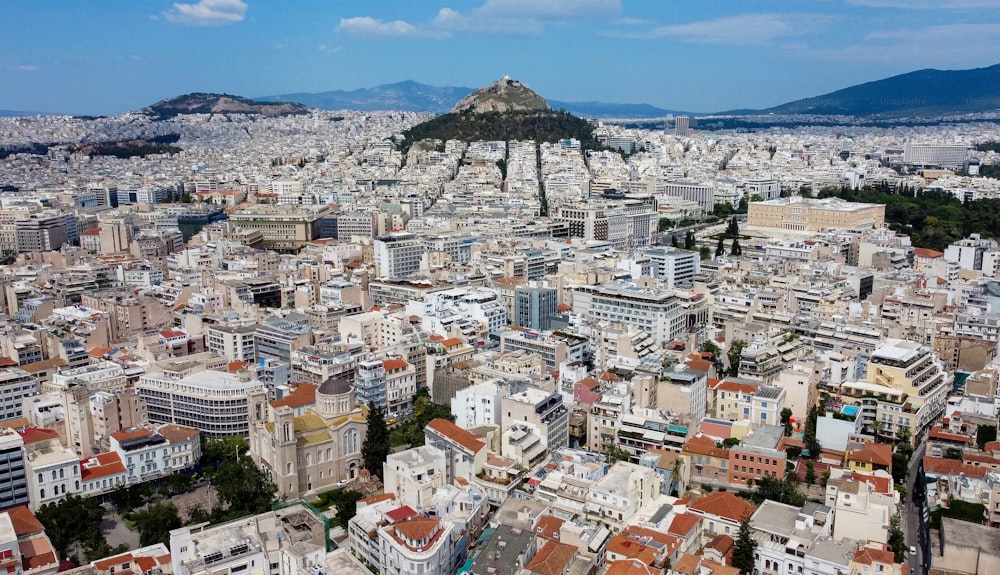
4 1 1000 116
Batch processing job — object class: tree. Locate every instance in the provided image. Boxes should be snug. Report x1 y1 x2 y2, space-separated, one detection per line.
805 460 816 486
821 469 831 487
213 456 277 519
888 513 906 562
780 408 793 437
658 218 673 232
977 424 998 450
715 236 726 258
36 494 110 561
605 443 631 464
944 447 963 460
803 406 821 458
699 246 711 260
730 237 742 257
132 501 182 547
684 230 695 250
732 515 757 575
727 216 740 239
726 340 746 377
671 235 679 248
753 474 806 507
324 489 363 527
362 403 390 476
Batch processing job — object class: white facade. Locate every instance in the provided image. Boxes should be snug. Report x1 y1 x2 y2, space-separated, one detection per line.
25 440 81 511
451 381 503 429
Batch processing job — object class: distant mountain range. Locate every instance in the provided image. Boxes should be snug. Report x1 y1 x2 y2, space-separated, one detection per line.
734 63 1000 117
260 81 688 118
0 109 37 118
262 64 1000 119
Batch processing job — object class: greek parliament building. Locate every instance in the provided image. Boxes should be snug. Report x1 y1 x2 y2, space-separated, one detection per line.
748 197 886 232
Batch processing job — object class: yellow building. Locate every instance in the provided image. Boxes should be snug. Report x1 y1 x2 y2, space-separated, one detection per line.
228 205 331 250
748 196 885 232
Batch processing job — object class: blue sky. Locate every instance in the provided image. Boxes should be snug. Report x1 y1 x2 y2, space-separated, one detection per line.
2 0 1000 115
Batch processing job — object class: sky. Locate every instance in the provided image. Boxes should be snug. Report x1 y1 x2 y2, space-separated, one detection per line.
2 0 1000 115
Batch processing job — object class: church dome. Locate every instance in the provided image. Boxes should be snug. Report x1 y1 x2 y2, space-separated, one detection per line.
317 377 352 397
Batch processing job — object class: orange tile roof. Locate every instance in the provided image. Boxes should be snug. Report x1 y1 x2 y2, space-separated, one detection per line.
847 443 893 467
81 452 126 481
912 247 943 259
18 427 59 445
667 513 701 538
526 540 577 575
441 338 462 347
19 537 56 570
607 535 659 565
689 492 755 523
5 506 44 536
157 424 199 444
94 553 134 571
928 427 973 444
88 346 113 358
674 553 702 575
702 559 740 575
271 383 317 409
923 456 988 479
383 358 409 371
623 525 679 549
604 560 661 575
391 516 442 549
683 435 729 459
110 428 152 442
852 545 896 566
227 361 248 372
359 493 396 506
705 534 735 557
714 380 758 394
535 515 564 540
426 418 485 453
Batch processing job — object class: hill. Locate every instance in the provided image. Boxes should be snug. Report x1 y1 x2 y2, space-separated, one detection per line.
259 81 474 113
145 93 308 120
401 109 598 151
752 63 1000 116
451 77 549 114
0 109 39 118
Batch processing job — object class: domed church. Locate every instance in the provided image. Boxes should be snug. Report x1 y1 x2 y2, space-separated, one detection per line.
248 376 367 499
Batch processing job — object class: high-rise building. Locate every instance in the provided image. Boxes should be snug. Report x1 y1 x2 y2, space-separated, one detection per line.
675 116 691 136
646 247 699 288
903 143 969 168
15 213 70 253
514 285 558 330
573 282 685 346
374 232 425 279
0 429 27 511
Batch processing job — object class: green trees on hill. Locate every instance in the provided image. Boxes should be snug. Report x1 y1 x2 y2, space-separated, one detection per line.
816 184 1000 251
401 109 600 152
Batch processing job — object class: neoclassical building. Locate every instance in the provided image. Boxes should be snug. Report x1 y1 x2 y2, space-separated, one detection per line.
248 378 367 499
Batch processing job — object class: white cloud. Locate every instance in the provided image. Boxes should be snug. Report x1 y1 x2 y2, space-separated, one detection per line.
338 0 619 39
638 13 835 46
337 16 430 37
846 0 998 8
813 23 1000 65
17 65 39 72
163 0 247 26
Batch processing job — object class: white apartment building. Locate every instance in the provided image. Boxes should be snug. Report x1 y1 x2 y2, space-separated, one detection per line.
382 445 447 510
206 325 257 363
646 247 699 288
750 500 856 575
584 461 662 529
23 430 80 511
374 232 425 278
377 516 457 575
0 368 38 422
825 471 896 544
137 369 265 438
451 380 504 429
0 429 28 510
572 282 685 346
657 181 715 212
502 386 569 451
109 424 201 485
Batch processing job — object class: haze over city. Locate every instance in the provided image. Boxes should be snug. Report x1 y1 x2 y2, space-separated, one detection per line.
4 0 1000 114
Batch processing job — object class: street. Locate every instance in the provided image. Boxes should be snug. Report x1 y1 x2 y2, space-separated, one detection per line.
903 439 928 575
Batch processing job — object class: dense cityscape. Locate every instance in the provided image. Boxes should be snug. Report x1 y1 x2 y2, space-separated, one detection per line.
3 4 1000 575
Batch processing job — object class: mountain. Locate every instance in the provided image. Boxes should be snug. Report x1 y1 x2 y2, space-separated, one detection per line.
260 81 474 113
0 109 39 117
548 101 679 118
262 81 677 118
144 93 308 120
751 63 1000 116
401 77 599 151
451 77 549 114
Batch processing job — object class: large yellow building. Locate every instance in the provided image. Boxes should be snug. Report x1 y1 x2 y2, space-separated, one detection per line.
748 197 885 232
228 205 331 250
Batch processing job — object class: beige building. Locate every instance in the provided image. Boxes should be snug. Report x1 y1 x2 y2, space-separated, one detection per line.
748 196 885 232
248 377 367 499
228 205 331 250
